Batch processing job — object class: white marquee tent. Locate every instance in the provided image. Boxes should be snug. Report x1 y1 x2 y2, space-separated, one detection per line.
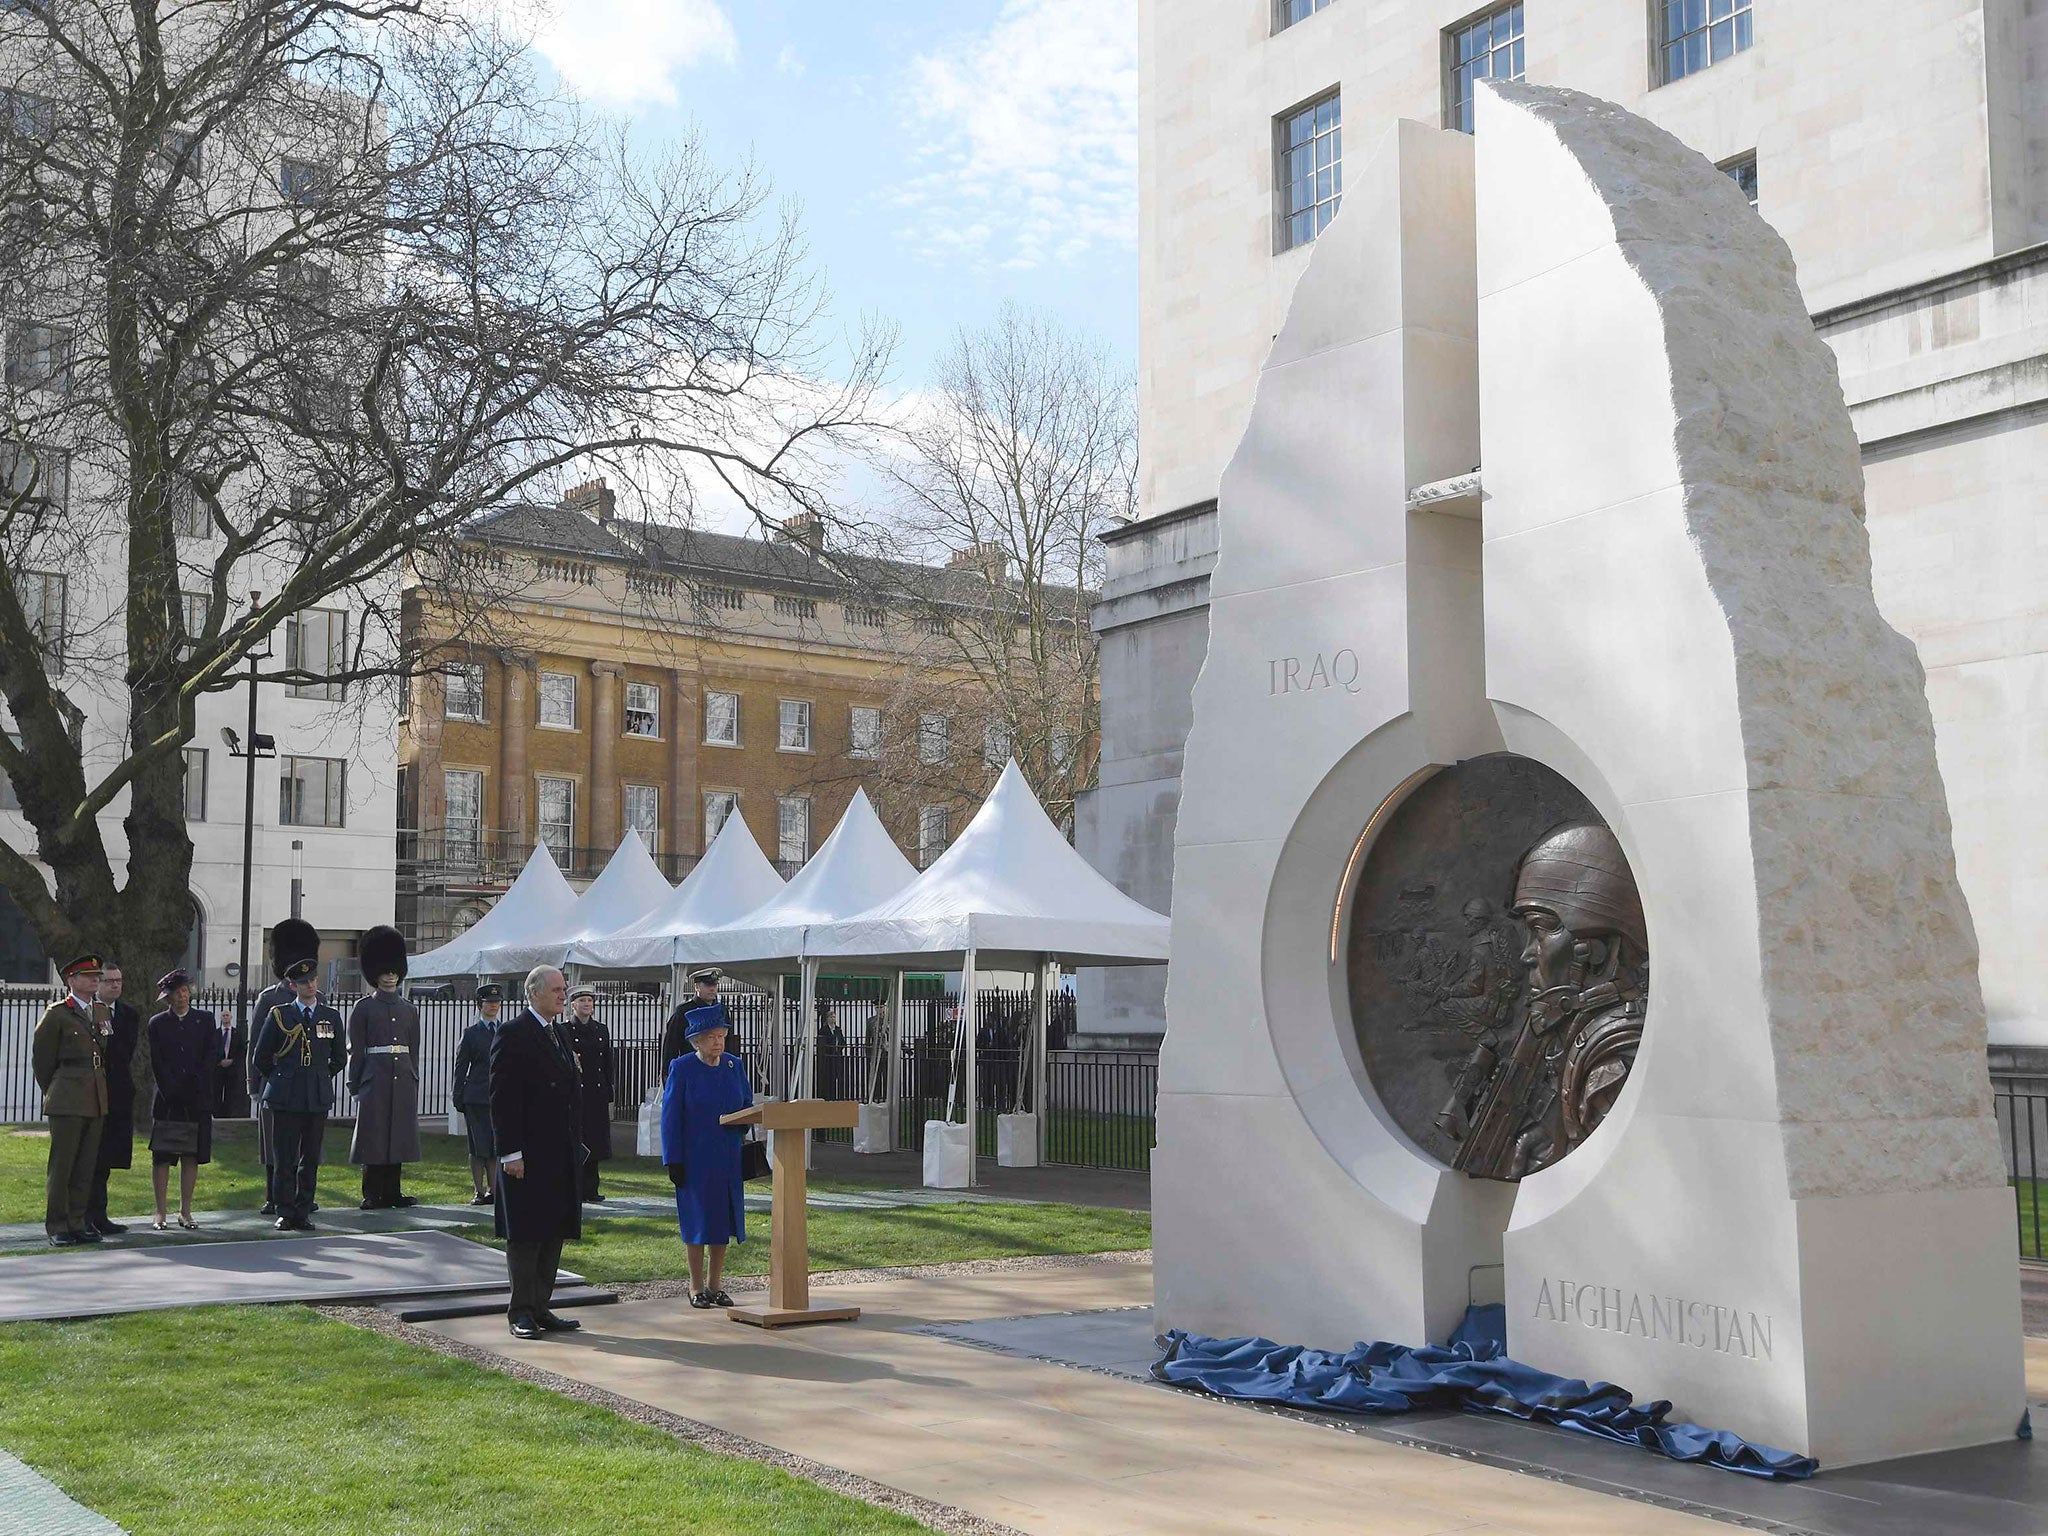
571 812 786 970
675 787 918 1101
804 762 1170 1183
408 845 581 980
478 829 673 975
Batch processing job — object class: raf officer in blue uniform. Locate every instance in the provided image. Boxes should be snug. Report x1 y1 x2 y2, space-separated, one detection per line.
451 983 505 1205
251 957 347 1231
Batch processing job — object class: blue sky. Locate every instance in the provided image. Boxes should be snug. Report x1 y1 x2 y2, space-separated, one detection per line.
506 0 1138 386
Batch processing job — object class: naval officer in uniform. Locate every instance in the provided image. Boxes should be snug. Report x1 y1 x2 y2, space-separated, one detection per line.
451 983 505 1204
564 983 614 1201
252 957 347 1230
34 955 109 1247
348 926 421 1209
660 968 723 1078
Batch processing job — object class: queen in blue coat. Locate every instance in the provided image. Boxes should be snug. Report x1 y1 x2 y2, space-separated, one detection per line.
660 1001 752 1309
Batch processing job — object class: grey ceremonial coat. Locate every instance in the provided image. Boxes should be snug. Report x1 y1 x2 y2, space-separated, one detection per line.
347 990 421 1165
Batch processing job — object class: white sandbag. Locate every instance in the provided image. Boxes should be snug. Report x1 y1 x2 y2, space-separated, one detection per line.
636 1086 662 1157
996 1112 1039 1168
448 1106 466 1139
922 1119 971 1188
854 1103 894 1154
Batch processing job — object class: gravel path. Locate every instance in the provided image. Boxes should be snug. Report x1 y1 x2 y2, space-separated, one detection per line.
316 1249 1152 1536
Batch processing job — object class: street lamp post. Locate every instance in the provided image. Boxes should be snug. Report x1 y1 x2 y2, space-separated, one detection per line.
222 594 276 1061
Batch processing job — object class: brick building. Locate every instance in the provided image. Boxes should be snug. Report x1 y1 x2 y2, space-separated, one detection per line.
399 482 1079 949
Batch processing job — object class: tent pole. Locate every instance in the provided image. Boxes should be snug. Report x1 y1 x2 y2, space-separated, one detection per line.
1036 957 1051 1164
962 946 979 1189
888 967 903 1152
800 955 818 1171
771 972 785 1101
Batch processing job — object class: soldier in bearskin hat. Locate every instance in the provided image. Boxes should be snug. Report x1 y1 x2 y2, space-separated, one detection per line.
347 926 421 1209
250 918 322 1216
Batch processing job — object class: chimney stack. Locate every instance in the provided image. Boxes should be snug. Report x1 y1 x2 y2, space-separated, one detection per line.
563 478 615 524
947 542 1009 582
776 512 826 553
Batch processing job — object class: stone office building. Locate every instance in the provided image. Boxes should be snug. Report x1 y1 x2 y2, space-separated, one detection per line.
399 482 1029 948
1082 0 2048 1042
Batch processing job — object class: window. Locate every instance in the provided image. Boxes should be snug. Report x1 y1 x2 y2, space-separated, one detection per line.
536 775 574 859
778 698 812 753
845 603 886 629
443 769 482 859
624 783 659 850
1446 3 1524 135
537 670 577 729
704 689 739 746
918 713 949 766
158 128 202 179
179 591 208 652
0 444 68 510
19 570 63 665
280 756 346 827
1275 0 1334 30
5 325 70 392
624 680 660 738
918 806 949 869
169 481 210 538
444 662 485 722
0 90 55 142
777 795 811 864
773 595 818 619
1277 91 1341 250
703 790 737 847
849 705 881 760
983 720 1011 770
1722 152 1758 208
279 157 323 205
181 747 207 821
1661 0 1752 84
285 608 347 700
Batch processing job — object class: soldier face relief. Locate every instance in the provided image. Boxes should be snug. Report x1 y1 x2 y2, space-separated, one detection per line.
1346 757 1649 1181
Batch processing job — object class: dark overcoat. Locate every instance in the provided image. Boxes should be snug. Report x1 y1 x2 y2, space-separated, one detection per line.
348 990 421 1165
147 1008 219 1123
451 1018 496 1110
489 1008 583 1244
94 1000 142 1171
565 1012 614 1160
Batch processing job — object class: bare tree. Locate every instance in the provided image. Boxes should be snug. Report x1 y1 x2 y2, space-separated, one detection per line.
0 0 889 979
859 305 1131 838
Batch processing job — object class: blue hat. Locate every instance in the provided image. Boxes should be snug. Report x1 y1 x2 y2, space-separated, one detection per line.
683 1001 730 1039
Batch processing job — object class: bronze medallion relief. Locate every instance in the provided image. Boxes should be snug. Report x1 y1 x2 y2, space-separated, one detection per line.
1344 755 1649 1180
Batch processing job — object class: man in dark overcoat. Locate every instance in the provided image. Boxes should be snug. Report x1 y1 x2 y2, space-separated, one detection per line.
660 968 722 1078
34 955 108 1246
249 919 321 1215
490 965 584 1340
564 983 613 1201
252 958 347 1230
348 926 421 1209
86 961 142 1235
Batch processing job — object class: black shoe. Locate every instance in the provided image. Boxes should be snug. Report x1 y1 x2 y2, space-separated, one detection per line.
359 1199 391 1211
89 1216 127 1236
586 1192 605 1203
274 1216 293 1231
537 1311 582 1332
707 1288 733 1307
508 1313 543 1340
310 1203 319 1213
46 1232 78 1248
392 1195 418 1209
469 1193 489 1205
74 1229 103 1244
688 1289 715 1309
260 1202 277 1216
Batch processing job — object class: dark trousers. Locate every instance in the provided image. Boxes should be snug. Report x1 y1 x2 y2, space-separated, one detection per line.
360 1163 404 1204
580 1151 604 1199
272 1110 326 1222
87 1163 117 1222
45 1115 102 1236
506 1237 563 1319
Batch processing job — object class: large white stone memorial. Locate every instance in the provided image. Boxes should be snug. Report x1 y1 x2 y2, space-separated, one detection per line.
1155 81 2024 1467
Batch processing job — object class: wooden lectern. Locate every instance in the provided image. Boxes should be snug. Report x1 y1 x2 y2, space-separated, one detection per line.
719 1098 861 1328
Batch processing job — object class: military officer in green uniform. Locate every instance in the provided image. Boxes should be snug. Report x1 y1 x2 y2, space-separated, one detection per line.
251 957 348 1231
33 955 109 1247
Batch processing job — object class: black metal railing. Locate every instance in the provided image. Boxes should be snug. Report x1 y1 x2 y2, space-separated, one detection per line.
1996 1088 2047 1260
0 984 1157 1172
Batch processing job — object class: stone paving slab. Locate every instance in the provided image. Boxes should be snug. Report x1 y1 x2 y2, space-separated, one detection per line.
0 1229 576 1322
0 1448 124 1534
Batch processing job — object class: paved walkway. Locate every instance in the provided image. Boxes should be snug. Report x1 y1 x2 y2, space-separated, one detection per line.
0 1449 124 1534
421 1258 1742 1536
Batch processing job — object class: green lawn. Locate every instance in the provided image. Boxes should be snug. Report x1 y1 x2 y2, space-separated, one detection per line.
0 1122 889 1223
0 1305 920 1535
475 1201 1153 1285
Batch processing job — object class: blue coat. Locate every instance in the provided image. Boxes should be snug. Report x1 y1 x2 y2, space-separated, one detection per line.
661 1050 752 1246
251 999 347 1113
147 1008 220 1123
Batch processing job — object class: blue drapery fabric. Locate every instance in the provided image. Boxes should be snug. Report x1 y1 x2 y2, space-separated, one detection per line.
1152 1305 1819 1480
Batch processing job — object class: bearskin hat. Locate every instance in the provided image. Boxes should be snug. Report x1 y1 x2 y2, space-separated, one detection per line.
270 918 321 980
357 924 408 984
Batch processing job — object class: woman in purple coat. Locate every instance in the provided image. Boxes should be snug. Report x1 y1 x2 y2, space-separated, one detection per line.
660 1001 752 1309
145 969 219 1230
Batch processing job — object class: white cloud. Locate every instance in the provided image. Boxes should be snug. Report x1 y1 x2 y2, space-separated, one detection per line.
473 0 738 109
776 44 806 79
896 0 1137 271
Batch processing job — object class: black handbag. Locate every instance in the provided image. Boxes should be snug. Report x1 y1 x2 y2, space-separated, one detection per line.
740 1138 771 1181
150 1119 200 1156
